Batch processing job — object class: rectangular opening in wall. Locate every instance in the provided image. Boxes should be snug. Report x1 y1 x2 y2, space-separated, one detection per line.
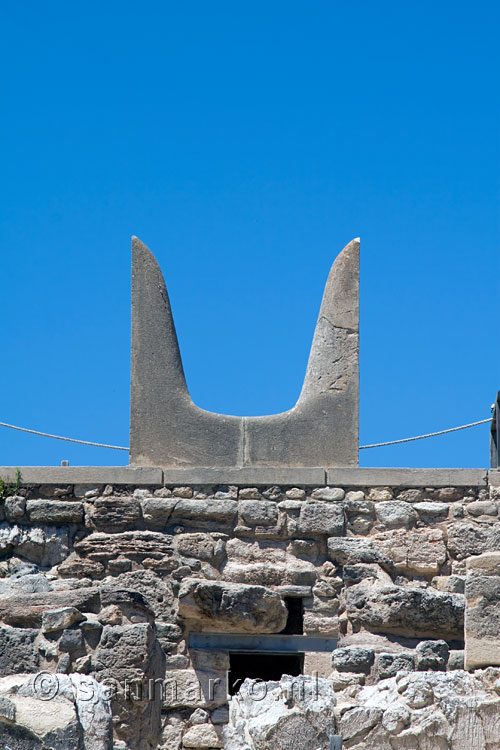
280 596 304 634
228 651 304 696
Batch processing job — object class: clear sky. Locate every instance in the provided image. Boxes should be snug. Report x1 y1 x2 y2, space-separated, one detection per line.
1 2 498 469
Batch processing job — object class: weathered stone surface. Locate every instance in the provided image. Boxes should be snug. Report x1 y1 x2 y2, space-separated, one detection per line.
42 607 85 633
26 500 84 524
163 669 227 710
332 647 375 674
465 551 500 669
0 572 52 597
174 533 225 565
0 588 99 627
94 623 164 749
109 570 175 621
310 487 345 501
74 531 175 562
446 522 495 559
0 673 112 750
333 670 500 749
0 523 69 567
171 499 238 526
223 538 317 586
182 723 223 748
303 611 339 636
4 495 26 521
130 237 359 469
238 501 278 526
58 558 106 579
345 582 464 638
376 652 415 678
0 626 39 675
375 501 417 529
224 675 337 750
178 579 287 633
340 706 383 741
297 501 345 536
416 640 449 671
327 538 391 568
88 497 141 531
372 528 447 577
140 498 178 527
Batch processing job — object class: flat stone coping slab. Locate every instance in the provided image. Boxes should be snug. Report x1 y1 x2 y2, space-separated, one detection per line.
189 633 338 653
0 466 163 485
0 466 491 487
327 467 488 487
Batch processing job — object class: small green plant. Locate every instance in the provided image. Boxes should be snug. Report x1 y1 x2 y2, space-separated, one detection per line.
0 468 21 500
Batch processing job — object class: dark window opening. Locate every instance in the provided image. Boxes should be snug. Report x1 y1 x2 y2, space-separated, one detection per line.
228 652 304 696
280 596 304 634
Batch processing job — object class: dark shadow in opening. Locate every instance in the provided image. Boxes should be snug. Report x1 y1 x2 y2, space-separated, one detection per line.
228 651 304 696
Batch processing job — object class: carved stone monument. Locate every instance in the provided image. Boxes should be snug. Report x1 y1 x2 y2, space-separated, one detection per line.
130 236 359 468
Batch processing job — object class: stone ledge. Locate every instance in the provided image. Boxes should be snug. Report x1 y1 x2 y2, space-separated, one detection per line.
160 467 327 486
327 467 488 487
0 466 163 485
0 466 491 488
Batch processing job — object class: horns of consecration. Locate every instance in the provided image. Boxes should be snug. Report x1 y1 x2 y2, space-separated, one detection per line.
130 237 359 469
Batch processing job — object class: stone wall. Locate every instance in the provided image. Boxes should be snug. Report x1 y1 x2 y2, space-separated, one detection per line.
0 471 499 749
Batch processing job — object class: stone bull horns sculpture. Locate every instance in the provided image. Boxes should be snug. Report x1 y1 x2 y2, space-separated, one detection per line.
130 237 360 469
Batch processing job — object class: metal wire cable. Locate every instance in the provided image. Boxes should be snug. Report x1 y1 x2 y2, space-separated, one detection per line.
0 416 493 452
0 421 129 451
359 418 492 450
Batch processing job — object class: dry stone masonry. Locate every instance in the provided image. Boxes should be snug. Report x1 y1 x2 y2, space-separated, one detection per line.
0 473 499 748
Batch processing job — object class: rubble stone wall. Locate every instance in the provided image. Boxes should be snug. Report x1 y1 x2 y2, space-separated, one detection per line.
0 475 499 749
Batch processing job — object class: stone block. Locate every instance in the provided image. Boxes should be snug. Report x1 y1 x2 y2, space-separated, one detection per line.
297 501 345 536
26 499 84 524
332 647 375 674
239 500 279 526
465 552 500 669
178 579 287 633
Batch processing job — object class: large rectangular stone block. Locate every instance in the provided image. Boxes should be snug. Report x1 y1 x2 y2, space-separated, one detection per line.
465 552 500 669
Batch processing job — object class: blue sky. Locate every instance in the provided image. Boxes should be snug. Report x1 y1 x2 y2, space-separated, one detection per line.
1 2 498 468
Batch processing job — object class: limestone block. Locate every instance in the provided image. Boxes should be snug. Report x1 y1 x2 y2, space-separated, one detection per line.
327 538 391 568
310 487 345 501
42 606 85 633
332 647 375 674
0 626 39 675
74 530 175 563
178 579 287 633
0 673 112 750
223 538 317 586
345 582 464 638
171 499 238 527
25 499 83 525
4 495 26 521
297 501 345 536
238 500 278 526
303 611 338 636
339 707 383 742
223 675 337 750
182 723 223 748
0 587 99 628
374 501 417 529
174 533 226 565
87 496 141 530
163 669 227 710
372 528 447 577
141 497 178 527
465 551 500 669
